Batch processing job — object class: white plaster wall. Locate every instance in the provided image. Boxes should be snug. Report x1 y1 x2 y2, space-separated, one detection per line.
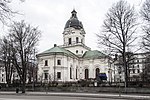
0 67 6 83
63 28 85 45
64 45 89 56
37 54 79 82
81 58 110 81
37 53 113 82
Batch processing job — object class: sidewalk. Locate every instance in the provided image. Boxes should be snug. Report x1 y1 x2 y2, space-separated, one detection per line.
0 91 150 100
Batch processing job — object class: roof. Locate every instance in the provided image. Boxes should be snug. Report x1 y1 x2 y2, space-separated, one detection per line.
64 9 83 29
37 46 77 58
82 50 107 59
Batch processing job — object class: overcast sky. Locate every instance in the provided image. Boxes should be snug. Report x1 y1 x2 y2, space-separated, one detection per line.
0 0 144 53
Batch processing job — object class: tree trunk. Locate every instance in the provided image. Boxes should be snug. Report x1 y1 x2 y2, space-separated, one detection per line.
22 80 26 93
123 51 128 89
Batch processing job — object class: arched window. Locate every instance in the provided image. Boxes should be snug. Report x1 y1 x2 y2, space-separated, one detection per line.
70 67 72 79
76 68 78 79
76 37 79 43
95 68 100 78
68 38 71 45
85 69 89 79
81 39 83 43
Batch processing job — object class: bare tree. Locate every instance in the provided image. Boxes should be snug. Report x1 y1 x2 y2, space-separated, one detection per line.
141 0 150 22
97 0 138 87
8 20 41 93
140 54 150 83
0 37 14 86
140 0 150 85
0 0 24 25
0 0 14 24
141 0 150 51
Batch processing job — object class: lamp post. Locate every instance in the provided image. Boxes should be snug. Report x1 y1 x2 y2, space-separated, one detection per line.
32 49 36 91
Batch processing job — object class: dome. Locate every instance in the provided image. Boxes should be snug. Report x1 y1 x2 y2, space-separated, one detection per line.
64 10 83 29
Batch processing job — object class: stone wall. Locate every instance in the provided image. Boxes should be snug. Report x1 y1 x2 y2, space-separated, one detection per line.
33 86 150 94
1 86 150 94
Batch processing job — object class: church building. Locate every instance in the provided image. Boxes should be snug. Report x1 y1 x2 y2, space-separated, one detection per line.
37 10 114 83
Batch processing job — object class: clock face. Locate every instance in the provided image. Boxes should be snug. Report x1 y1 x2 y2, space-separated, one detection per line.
64 28 74 35
67 28 71 32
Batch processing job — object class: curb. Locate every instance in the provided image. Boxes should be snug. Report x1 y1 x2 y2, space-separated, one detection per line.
0 92 150 100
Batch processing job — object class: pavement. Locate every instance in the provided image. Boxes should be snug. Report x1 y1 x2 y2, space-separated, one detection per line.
0 91 150 100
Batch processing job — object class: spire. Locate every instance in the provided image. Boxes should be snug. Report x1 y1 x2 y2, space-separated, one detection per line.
71 9 77 18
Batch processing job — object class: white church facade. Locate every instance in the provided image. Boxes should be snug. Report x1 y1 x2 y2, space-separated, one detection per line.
37 10 115 83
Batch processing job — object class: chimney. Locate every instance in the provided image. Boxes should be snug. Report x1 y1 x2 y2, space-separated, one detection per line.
54 44 57 47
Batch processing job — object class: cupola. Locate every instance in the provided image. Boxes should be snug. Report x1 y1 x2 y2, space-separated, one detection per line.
64 9 83 29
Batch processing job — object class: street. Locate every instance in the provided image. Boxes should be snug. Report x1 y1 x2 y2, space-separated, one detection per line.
0 95 127 100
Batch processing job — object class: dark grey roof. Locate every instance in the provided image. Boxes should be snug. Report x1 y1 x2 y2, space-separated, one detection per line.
64 9 83 29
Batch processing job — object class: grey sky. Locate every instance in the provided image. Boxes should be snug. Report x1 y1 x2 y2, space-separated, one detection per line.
1 0 144 53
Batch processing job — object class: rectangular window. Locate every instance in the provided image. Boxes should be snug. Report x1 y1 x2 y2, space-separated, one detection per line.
44 73 48 80
133 69 135 73
133 65 134 68
57 60 61 65
57 72 61 79
137 69 140 73
45 60 48 66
